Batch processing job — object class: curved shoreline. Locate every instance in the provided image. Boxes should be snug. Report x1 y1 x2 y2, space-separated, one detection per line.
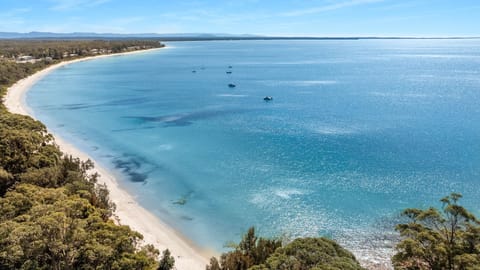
4 48 211 270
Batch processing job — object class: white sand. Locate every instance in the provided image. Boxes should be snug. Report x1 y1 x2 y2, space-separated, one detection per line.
4 49 212 270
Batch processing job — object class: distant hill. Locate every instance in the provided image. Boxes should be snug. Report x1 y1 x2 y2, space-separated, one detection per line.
0 31 478 40
0 31 261 39
0 31 360 41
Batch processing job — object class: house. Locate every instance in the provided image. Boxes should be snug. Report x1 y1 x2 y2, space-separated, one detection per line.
126 46 141 51
17 55 33 61
16 55 38 63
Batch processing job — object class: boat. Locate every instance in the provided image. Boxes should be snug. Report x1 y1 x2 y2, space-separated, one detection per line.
228 66 233 68
263 96 273 101
226 71 232 74
192 70 196 73
228 83 236 88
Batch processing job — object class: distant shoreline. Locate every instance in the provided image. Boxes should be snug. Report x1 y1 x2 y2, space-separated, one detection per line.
1 31 480 41
150 36 480 42
4 47 212 270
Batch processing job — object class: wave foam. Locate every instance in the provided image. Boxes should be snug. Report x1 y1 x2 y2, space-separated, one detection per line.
274 188 305 199
157 144 174 151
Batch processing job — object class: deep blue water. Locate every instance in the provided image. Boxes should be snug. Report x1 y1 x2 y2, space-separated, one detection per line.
28 40 480 261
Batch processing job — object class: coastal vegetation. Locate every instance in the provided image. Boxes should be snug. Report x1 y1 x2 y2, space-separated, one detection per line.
209 195 480 270
0 40 163 269
158 249 175 270
0 58 48 87
393 193 480 270
206 227 366 270
0 39 163 60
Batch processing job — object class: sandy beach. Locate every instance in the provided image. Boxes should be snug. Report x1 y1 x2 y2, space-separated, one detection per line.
3 48 211 270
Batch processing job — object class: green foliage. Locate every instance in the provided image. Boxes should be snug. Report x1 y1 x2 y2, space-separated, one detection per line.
0 112 61 195
0 184 159 269
206 227 363 270
207 257 221 270
0 122 59 176
0 167 13 197
393 193 480 270
205 227 281 270
0 60 50 88
158 249 175 270
259 238 365 270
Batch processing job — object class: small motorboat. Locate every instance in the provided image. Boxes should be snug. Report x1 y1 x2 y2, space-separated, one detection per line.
228 83 236 88
263 96 273 101
226 71 232 74
228 65 233 68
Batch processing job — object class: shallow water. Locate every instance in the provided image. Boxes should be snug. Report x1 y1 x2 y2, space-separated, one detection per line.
28 40 480 264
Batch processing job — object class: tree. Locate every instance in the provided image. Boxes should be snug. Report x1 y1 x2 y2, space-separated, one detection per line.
158 249 175 270
393 193 480 270
0 184 159 270
206 257 221 270
206 227 363 270
257 237 365 270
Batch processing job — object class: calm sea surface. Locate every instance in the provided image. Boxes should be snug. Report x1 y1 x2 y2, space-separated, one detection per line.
28 40 480 262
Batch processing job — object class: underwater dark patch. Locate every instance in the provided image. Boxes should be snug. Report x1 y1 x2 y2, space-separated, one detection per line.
58 97 149 111
127 171 148 183
111 126 156 132
111 154 161 183
123 107 253 127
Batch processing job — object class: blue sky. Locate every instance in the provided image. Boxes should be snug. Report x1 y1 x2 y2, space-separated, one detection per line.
1 0 479 36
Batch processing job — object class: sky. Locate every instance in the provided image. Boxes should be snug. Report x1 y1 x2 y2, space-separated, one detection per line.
1 0 479 36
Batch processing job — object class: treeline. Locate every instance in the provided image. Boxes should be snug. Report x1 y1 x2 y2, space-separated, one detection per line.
0 106 163 269
0 39 163 59
0 40 167 269
207 227 365 270
0 60 49 87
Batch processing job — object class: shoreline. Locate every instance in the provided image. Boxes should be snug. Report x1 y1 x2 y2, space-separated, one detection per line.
4 48 212 270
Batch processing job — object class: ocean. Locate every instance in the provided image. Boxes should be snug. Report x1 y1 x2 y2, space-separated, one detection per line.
27 40 480 264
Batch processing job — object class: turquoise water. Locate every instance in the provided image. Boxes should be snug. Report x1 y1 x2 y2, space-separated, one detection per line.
28 40 480 261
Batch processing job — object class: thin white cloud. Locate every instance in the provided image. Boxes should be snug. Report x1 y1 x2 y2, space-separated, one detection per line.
0 8 31 30
50 0 111 11
282 0 385 17
0 7 31 17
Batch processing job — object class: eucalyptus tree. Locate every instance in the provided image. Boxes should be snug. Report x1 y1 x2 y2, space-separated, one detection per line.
393 193 480 270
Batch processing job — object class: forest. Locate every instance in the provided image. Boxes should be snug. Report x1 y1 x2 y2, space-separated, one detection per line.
0 39 163 59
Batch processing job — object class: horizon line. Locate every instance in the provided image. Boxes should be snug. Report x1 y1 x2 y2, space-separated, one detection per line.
1 31 480 40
